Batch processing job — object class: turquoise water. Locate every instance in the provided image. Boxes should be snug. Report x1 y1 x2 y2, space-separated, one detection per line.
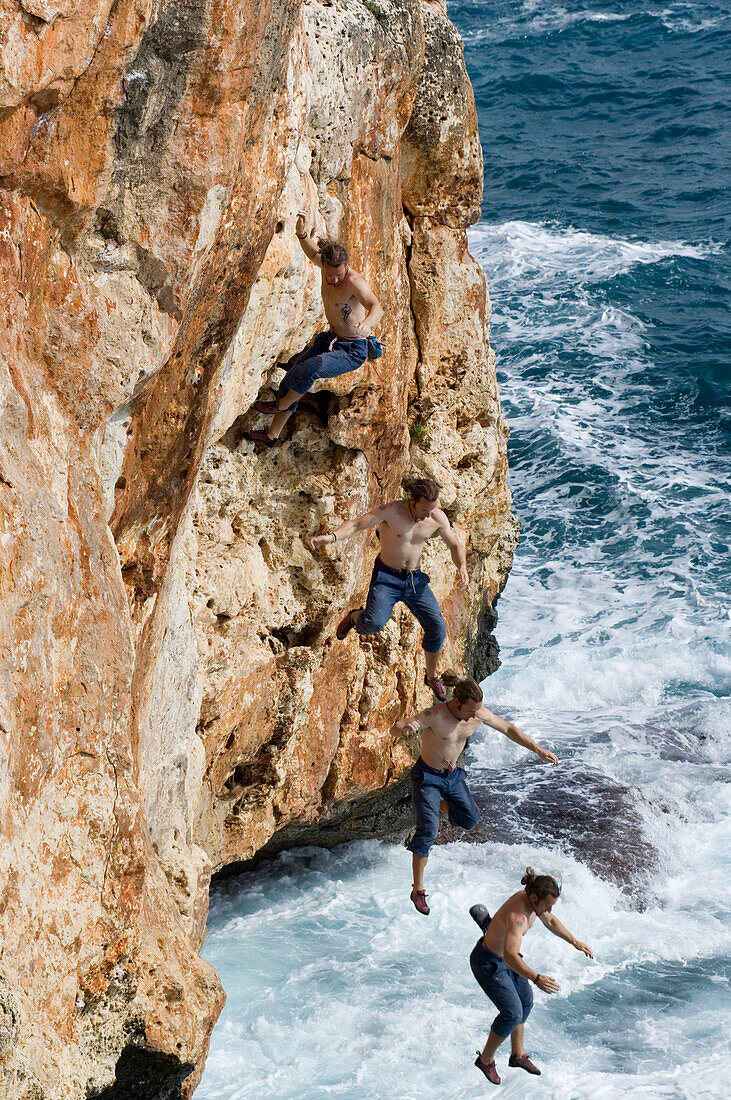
198 3 730 1096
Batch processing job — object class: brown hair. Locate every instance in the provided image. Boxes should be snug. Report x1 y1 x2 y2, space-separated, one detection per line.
441 669 483 705
318 239 348 267
402 476 440 503
521 866 561 900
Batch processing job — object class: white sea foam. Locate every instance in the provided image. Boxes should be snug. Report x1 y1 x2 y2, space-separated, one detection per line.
462 2 730 44
656 3 731 34
199 836 731 1099
198 204 730 1098
463 7 633 45
469 220 717 289
469 219 728 567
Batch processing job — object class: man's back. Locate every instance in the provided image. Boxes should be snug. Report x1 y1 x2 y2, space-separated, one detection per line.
483 891 536 956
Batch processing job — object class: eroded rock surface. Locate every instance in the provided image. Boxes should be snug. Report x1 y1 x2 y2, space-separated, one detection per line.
0 0 516 1093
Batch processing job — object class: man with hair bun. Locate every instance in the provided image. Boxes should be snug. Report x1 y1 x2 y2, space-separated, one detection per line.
310 478 467 700
394 675 558 914
245 210 383 445
469 866 593 1084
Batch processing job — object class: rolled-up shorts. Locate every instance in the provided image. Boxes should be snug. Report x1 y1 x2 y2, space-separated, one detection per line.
407 757 480 857
354 558 447 653
470 940 534 1038
279 331 368 410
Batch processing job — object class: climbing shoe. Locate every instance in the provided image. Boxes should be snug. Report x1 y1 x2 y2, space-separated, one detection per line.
253 399 281 414
509 1053 541 1075
424 674 447 701
474 1054 500 1085
336 608 361 641
410 889 430 916
244 429 277 447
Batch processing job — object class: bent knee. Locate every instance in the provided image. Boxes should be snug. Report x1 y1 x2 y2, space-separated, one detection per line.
449 807 480 831
495 1011 523 1037
355 612 389 636
444 800 479 827
407 828 438 858
422 618 447 653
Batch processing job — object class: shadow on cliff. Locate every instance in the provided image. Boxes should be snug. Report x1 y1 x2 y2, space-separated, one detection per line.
87 1042 193 1100
213 776 415 880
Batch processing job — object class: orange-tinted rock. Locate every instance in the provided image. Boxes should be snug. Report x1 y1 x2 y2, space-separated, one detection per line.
0 0 516 1093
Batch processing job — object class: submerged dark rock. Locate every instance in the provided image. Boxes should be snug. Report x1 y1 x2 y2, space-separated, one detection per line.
437 762 658 896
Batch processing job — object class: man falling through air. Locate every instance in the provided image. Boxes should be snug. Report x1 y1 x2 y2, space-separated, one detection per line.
245 211 384 445
395 675 558 915
311 478 464 700
469 867 593 1084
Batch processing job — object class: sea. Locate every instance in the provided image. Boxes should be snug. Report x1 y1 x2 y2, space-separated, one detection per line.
197 2 731 1096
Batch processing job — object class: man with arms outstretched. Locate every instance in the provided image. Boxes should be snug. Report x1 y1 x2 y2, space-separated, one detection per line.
310 478 464 700
245 212 384 445
470 867 593 1084
395 675 558 915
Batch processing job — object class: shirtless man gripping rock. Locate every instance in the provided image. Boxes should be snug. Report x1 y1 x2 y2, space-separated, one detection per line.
245 211 384 445
310 478 466 700
470 867 593 1084
395 674 558 915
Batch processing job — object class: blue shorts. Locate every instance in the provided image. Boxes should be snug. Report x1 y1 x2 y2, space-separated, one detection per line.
355 558 447 654
407 757 480 857
279 331 367 410
470 941 534 1038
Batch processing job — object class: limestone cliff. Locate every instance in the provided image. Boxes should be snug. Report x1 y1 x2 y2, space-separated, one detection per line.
0 0 517 1095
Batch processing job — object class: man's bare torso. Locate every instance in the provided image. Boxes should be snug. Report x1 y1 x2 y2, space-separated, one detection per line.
320 268 369 339
377 501 445 570
483 890 537 957
419 701 482 771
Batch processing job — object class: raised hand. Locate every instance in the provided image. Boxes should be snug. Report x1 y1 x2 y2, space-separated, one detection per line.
295 211 309 237
536 974 560 994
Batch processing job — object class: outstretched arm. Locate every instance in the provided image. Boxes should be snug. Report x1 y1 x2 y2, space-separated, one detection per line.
310 504 389 551
503 914 560 993
394 705 437 735
478 707 558 764
539 912 593 957
295 212 322 266
436 514 469 590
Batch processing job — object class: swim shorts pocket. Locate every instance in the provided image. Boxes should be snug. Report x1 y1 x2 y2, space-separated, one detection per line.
414 570 431 594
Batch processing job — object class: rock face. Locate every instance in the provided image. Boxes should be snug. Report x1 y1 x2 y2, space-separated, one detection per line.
0 0 517 1094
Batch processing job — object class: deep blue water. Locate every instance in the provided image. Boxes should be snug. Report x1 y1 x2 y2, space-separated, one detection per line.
198 4 730 1096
